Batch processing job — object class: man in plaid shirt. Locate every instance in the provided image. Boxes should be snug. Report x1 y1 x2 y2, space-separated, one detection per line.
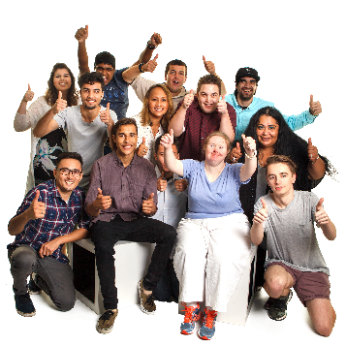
8 152 89 317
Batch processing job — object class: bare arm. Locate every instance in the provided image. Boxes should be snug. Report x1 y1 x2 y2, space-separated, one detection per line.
75 26 90 75
239 135 257 181
315 198 336 241
161 130 184 177
250 198 268 245
132 32 162 66
218 96 235 143
122 54 158 84
307 138 326 180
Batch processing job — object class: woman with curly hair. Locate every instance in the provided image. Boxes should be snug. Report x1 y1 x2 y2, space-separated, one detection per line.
14 63 79 192
228 106 335 293
131 83 174 164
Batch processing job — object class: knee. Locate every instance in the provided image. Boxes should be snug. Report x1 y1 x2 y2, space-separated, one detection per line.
55 293 76 312
11 248 35 272
264 276 286 298
314 320 334 337
162 225 176 243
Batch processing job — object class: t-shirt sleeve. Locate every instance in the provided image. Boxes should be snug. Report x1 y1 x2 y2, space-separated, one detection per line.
310 191 321 222
114 67 130 87
131 75 156 102
231 163 250 185
53 108 68 129
182 159 197 181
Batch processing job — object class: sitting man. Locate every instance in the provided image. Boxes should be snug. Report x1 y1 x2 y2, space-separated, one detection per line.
152 135 187 302
85 118 176 334
8 152 89 317
168 74 236 161
251 155 336 337
34 72 118 190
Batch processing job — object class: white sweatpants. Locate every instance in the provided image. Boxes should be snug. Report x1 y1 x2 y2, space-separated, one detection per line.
173 213 252 312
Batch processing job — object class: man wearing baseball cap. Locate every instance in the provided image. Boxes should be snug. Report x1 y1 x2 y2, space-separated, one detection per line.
225 67 321 141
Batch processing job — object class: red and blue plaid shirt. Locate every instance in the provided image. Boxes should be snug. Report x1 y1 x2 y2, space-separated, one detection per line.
8 179 90 264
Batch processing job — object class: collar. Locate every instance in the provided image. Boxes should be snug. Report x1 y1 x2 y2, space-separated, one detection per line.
112 150 140 167
232 92 254 110
154 165 180 182
51 179 76 202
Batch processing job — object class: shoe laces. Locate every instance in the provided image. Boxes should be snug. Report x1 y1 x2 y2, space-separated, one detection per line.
100 310 115 321
182 303 199 323
203 309 217 328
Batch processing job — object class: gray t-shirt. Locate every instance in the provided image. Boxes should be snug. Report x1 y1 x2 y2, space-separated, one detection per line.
54 105 117 187
254 191 329 275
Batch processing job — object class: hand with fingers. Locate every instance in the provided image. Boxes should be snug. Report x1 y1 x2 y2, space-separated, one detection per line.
75 25 88 42
309 95 322 116
39 238 61 258
217 95 228 115
142 193 156 215
157 171 167 192
228 142 242 163
53 91 67 114
100 103 113 127
174 178 188 192
253 198 268 224
315 197 330 226
160 129 174 149
202 55 216 75
183 89 194 110
23 84 34 103
307 137 319 163
150 32 162 46
27 191 46 220
242 134 256 158
137 137 149 157
94 188 112 211
142 54 158 73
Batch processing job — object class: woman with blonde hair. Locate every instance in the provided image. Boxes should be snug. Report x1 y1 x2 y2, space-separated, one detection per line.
131 83 174 164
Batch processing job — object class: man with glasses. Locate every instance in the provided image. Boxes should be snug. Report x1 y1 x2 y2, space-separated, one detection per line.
34 72 118 190
7 152 89 317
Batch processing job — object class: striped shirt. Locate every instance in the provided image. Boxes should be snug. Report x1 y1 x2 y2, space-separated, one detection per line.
8 179 89 264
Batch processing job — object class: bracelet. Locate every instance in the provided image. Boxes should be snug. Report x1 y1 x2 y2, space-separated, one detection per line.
147 41 156 50
138 63 144 73
311 155 320 165
245 150 257 160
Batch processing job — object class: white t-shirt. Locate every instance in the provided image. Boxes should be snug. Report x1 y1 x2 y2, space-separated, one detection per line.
54 105 117 187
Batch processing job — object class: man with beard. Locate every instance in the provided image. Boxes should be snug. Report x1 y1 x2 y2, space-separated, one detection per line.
225 68 322 141
34 72 117 190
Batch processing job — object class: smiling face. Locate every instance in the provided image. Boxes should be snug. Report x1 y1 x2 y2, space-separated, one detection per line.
112 124 138 159
256 115 279 149
148 87 169 119
197 84 220 114
53 158 83 194
236 76 257 102
165 65 187 95
80 82 104 110
204 135 229 165
266 162 296 197
53 68 72 92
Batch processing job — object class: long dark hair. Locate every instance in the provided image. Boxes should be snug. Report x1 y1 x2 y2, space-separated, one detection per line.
45 63 79 107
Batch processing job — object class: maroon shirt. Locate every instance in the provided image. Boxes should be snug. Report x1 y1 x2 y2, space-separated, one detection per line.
85 151 158 226
176 97 236 161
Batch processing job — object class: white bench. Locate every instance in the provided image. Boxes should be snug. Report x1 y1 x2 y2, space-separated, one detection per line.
67 238 154 315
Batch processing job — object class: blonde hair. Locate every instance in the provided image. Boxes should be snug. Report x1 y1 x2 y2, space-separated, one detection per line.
201 131 231 158
139 84 174 131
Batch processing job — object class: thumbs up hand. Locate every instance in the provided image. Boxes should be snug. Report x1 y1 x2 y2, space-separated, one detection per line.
149 32 162 46
253 198 268 224
142 54 158 73
160 129 174 149
315 197 330 226
202 55 216 74
137 137 149 157
241 134 256 158
53 91 67 114
157 171 168 192
23 83 35 103
309 94 322 116
227 142 242 163
217 95 228 115
94 188 112 210
28 190 46 220
100 103 113 127
75 25 88 42
307 137 319 163
142 192 156 215
174 178 188 192
183 89 194 109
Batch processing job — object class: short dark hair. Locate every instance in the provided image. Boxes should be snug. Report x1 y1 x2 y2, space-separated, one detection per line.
266 155 297 174
78 72 105 91
56 152 83 169
111 118 138 137
154 134 179 154
165 59 187 77
94 51 115 69
197 74 222 95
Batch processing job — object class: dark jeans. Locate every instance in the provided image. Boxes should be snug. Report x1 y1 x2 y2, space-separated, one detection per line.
90 215 176 310
153 259 179 302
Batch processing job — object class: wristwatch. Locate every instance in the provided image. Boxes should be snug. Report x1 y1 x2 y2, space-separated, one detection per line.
138 63 144 73
147 40 156 50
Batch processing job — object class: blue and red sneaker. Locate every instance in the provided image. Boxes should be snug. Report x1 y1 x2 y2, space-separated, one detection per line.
198 308 217 340
180 302 201 335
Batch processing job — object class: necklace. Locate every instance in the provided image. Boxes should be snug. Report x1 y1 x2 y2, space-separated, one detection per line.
258 148 275 167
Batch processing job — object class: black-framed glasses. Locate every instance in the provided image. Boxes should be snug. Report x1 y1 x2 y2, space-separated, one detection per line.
58 167 82 177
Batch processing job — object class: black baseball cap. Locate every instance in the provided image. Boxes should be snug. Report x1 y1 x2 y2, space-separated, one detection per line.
235 67 260 83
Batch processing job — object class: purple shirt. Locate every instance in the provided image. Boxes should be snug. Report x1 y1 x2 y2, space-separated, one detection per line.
85 151 158 226
8 179 89 264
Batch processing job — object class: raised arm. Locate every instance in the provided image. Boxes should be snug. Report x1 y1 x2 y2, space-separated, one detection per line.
218 95 235 143
14 84 35 132
132 32 162 66
307 138 326 180
202 55 227 95
239 135 257 181
161 129 184 177
75 25 90 75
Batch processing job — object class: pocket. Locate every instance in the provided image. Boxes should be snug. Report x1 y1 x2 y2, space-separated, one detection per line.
298 221 313 238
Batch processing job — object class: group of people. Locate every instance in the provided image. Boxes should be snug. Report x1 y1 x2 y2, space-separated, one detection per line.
8 26 337 339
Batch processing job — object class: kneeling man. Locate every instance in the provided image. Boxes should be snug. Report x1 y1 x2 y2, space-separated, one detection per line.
8 152 89 317
251 155 336 337
85 118 176 334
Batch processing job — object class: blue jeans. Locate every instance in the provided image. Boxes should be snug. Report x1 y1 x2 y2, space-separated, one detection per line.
90 215 176 310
